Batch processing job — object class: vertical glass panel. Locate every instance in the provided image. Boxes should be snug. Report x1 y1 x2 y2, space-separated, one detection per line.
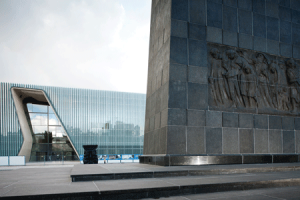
49 106 55 114
49 114 59 125
32 126 48 134
27 103 33 112
30 113 48 126
32 104 48 113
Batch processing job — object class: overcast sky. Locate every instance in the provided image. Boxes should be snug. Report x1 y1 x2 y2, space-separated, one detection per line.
0 0 151 94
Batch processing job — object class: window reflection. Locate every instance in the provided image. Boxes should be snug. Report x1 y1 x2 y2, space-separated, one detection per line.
27 103 78 161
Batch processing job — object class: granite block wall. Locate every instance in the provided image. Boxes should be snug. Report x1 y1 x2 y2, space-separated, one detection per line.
144 0 300 156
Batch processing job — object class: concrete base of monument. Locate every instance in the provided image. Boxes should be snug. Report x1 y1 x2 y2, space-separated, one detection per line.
139 154 300 166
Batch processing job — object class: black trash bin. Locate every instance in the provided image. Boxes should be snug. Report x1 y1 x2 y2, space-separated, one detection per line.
83 145 98 164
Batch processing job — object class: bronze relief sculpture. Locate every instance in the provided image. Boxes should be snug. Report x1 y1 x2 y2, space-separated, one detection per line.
208 44 300 115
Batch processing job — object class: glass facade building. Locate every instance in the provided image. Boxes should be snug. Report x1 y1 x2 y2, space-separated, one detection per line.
0 83 146 161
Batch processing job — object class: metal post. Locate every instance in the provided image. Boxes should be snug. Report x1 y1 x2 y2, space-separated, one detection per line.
44 156 45 166
62 154 64 165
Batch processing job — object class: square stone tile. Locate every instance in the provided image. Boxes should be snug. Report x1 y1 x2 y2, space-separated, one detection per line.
239 33 253 49
207 27 222 44
239 113 253 128
253 13 266 38
238 0 252 11
266 0 279 18
189 23 206 41
189 0 206 25
223 5 237 32
169 81 187 109
269 115 282 129
239 128 254 153
169 63 187 82
206 111 222 127
167 125 186 154
171 0 188 21
239 9 252 35
223 128 239 154
280 42 292 57
280 21 292 44
254 37 267 52
282 116 294 130
255 129 268 153
188 83 208 110
279 6 291 22
283 130 295 153
223 112 238 127
170 36 187 65
187 127 205 154
207 1 222 29
254 115 268 129
187 110 205 126
206 127 222 154
269 130 282 153
253 0 265 15
168 108 186 126
171 19 188 38
223 30 238 47
188 66 208 84
188 39 207 67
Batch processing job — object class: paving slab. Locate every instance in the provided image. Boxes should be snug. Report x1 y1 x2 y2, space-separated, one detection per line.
1 163 300 199
71 162 300 182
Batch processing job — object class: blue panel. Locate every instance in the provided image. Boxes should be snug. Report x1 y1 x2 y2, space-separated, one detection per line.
280 21 292 44
189 39 207 67
189 0 206 25
171 0 188 21
224 0 238 7
266 0 279 18
253 13 266 38
207 1 223 29
267 17 279 41
171 19 188 38
291 0 300 11
238 0 252 11
223 5 237 32
279 0 290 7
189 23 206 41
292 23 300 46
253 0 265 15
0 83 146 156
292 9 300 24
279 6 291 22
239 9 252 35
170 36 188 65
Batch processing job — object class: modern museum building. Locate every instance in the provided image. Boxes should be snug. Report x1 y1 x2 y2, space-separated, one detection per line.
0 82 146 162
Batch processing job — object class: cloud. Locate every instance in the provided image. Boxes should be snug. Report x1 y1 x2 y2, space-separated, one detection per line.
0 0 151 93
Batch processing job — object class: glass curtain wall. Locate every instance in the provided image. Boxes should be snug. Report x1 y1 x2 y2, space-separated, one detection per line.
27 103 78 161
0 83 146 157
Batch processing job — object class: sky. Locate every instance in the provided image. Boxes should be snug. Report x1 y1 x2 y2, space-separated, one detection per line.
0 0 151 94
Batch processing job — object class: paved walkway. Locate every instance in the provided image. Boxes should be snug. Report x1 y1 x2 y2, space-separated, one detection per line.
144 186 300 200
1 162 300 199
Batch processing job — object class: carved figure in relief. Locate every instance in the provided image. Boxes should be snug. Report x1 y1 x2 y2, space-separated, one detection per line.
278 85 290 111
209 48 228 106
208 45 300 114
253 53 272 108
277 60 290 111
269 60 279 109
240 65 257 108
223 50 243 107
286 59 300 112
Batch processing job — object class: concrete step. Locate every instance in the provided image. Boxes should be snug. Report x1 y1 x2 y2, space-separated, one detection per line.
70 163 300 182
4 171 300 199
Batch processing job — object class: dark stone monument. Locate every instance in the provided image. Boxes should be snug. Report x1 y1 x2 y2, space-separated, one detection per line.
140 0 300 166
83 145 98 164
